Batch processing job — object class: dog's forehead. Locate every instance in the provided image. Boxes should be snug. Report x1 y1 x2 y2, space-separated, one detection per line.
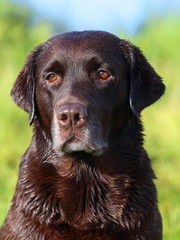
49 31 120 49
39 31 126 67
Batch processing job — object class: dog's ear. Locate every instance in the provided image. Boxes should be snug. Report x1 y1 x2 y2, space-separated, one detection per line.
129 45 165 116
11 45 43 125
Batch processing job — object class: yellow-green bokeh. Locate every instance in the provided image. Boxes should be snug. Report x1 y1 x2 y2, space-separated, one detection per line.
0 1 179 239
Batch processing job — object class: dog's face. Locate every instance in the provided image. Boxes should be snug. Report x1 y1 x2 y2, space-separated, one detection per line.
35 32 130 156
11 31 165 157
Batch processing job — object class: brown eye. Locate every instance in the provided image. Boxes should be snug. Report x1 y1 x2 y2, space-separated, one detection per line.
98 70 111 80
46 73 58 83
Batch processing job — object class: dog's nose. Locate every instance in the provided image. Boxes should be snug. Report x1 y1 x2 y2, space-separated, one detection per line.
56 103 88 129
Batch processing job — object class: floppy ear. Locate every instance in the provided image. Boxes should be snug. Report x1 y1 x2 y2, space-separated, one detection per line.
11 45 42 125
129 45 165 116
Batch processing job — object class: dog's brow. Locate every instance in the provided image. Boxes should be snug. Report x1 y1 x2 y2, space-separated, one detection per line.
43 60 65 74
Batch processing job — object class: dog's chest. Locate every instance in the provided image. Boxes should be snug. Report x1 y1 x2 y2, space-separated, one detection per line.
47 227 118 240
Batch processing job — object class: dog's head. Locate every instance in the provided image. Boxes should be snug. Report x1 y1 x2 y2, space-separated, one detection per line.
11 31 165 156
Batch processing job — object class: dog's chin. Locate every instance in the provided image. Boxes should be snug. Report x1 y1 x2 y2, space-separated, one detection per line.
55 140 106 157
63 141 94 154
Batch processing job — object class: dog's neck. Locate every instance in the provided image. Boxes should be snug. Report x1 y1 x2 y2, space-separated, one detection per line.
19 130 153 232
15 117 154 232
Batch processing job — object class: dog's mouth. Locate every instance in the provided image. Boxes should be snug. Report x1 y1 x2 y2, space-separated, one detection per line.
59 135 106 156
62 135 96 153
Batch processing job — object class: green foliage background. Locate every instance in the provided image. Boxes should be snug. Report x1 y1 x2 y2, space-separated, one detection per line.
0 1 179 239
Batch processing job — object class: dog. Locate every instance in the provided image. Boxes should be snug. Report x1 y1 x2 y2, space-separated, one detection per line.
0 31 165 240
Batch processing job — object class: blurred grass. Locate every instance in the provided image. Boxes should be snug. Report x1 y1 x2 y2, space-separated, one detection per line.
0 1 180 239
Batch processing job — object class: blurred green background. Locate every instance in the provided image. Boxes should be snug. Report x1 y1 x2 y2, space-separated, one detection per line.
0 0 179 239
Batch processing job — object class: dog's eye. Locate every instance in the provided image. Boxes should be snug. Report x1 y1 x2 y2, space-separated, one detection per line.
98 70 111 81
46 73 58 83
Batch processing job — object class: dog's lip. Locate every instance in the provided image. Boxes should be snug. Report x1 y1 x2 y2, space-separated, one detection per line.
60 135 98 152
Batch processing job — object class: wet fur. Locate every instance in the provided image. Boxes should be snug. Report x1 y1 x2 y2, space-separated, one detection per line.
0 31 165 240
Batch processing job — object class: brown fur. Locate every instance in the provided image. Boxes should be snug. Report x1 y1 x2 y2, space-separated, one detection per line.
0 31 165 240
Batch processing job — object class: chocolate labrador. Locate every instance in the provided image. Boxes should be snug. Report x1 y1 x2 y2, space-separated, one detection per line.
0 31 165 240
